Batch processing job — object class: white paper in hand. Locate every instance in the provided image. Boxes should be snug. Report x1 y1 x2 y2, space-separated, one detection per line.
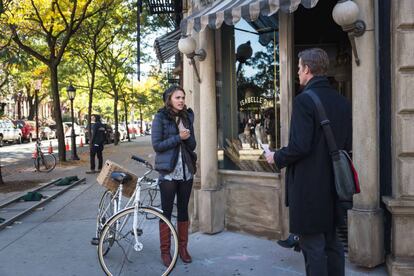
260 143 271 154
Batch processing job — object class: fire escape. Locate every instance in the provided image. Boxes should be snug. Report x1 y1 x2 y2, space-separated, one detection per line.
148 0 183 84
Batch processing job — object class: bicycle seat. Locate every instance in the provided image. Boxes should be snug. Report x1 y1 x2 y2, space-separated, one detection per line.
110 172 132 183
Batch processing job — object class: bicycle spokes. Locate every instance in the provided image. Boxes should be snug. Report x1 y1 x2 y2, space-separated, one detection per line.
98 208 178 276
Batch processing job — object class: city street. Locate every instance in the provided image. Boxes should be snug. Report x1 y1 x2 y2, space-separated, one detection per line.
0 137 387 276
0 135 89 165
0 139 57 165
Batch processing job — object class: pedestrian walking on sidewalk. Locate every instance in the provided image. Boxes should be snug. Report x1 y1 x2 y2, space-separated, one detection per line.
151 85 197 267
87 115 106 174
265 48 352 276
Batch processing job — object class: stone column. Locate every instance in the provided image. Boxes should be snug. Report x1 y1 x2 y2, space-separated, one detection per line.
383 1 414 275
278 12 294 240
197 28 225 234
182 31 201 233
347 0 384 267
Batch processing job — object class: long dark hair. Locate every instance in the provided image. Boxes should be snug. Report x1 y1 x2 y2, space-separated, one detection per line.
163 85 190 128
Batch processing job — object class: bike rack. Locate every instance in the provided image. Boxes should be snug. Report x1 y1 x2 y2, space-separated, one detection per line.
0 178 86 230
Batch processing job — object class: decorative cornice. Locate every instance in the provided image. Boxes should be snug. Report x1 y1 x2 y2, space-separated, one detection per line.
383 196 414 215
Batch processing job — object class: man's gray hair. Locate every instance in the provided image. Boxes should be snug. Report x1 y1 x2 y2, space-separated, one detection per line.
298 48 329 76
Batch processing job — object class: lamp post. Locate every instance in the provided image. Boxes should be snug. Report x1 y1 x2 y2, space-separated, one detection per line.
34 80 41 141
67 82 79 160
137 94 145 136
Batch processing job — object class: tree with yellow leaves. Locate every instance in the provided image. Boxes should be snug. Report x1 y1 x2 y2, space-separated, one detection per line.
0 0 114 161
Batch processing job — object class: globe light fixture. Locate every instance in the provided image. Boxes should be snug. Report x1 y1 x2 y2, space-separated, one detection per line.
332 0 366 66
178 36 206 83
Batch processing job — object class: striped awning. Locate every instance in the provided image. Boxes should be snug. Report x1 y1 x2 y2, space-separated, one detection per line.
180 0 319 35
154 28 181 64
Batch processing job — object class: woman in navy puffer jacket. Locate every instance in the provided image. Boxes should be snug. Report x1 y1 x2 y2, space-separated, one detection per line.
151 85 196 267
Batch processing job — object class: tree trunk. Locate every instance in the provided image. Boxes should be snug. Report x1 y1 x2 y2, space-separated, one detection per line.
50 64 66 161
27 95 35 120
88 57 97 158
123 100 131 142
25 84 35 120
139 106 143 135
113 89 119 145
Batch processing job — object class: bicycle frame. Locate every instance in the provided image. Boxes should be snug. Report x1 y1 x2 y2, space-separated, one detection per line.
100 169 158 216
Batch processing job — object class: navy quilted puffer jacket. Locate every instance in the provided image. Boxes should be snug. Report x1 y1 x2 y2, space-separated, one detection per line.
151 107 196 174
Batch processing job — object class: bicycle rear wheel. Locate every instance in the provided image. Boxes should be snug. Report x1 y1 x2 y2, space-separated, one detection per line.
98 206 178 276
34 153 56 172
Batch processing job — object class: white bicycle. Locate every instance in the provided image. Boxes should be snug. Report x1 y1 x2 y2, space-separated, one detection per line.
96 155 178 276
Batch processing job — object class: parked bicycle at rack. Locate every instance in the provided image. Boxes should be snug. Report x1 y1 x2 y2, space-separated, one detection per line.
32 139 56 172
94 155 178 276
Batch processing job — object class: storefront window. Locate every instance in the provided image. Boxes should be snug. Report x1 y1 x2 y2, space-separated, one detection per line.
217 16 280 173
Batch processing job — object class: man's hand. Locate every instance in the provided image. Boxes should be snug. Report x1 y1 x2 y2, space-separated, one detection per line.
179 129 190 140
265 151 275 164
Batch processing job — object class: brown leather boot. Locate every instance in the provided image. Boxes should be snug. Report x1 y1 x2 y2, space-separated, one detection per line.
159 221 172 267
177 221 192 263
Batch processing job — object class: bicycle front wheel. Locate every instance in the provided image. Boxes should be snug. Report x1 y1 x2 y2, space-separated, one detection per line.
34 153 57 172
98 206 178 276
96 190 117 239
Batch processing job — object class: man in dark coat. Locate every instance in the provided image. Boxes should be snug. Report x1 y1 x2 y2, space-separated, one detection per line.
266 48 352 276
87 114 106 174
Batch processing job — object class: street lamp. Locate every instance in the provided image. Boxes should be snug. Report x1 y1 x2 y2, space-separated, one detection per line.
67 82 79 160
34 80 41 141
137 94 145 136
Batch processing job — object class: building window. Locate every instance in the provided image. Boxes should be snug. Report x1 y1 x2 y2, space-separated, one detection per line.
217 16 280 173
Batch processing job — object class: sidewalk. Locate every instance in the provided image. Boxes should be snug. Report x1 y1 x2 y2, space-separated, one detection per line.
0 137 388 275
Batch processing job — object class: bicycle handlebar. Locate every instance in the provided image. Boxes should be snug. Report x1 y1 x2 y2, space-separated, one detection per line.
131 155 153 169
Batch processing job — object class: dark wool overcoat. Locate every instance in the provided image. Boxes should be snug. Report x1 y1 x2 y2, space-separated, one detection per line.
274 76 352 235
151 107 196 175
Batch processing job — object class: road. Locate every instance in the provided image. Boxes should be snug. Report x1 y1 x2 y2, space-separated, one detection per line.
0 134 115 165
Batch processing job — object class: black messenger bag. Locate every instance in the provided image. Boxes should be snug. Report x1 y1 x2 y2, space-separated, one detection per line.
305 90 360 201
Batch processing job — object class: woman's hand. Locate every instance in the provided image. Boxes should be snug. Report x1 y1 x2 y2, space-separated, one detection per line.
179 129 190 140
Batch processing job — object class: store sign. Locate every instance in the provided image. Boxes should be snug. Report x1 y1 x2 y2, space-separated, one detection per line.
240 96 270 107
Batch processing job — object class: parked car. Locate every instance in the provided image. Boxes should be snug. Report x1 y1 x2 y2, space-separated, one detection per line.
0 119 22 146
63 122 84 138
112 125 128 141
127 124 138 135
129 120 147 136
41 126 56 140
14 120 42 142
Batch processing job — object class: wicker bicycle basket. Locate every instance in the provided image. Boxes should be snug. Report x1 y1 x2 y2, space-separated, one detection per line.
97 160 138 198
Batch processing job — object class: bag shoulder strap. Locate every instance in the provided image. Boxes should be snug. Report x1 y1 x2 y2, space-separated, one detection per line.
304 90 339 155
